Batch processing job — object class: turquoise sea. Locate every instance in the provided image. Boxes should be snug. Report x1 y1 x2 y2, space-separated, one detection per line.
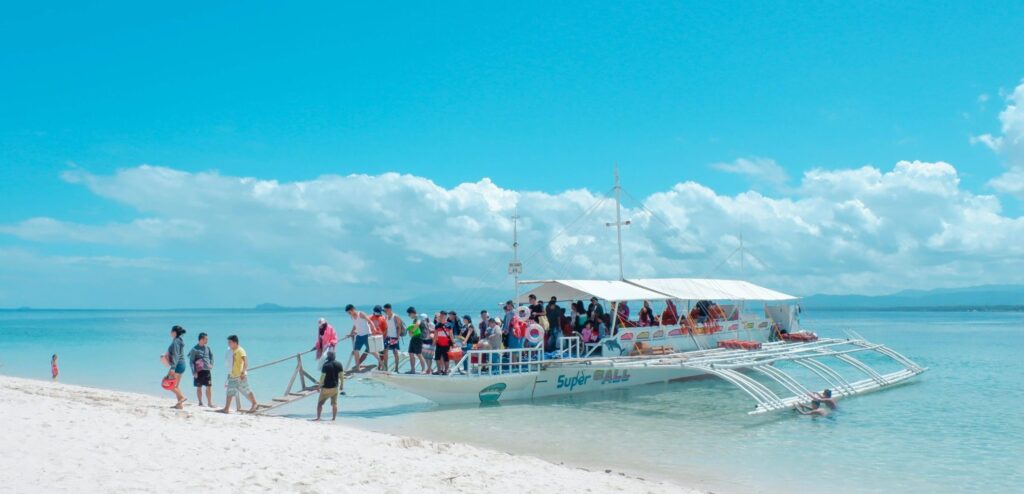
1 309 1021 493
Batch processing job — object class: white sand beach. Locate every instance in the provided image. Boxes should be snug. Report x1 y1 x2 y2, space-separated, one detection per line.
0 375 698 493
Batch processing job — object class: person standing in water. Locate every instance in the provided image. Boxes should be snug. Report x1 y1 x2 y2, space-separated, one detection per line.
188 332 215 407
313 351 344 421
795 400 829 417
220 335 258 414
165 326 188 409
51 354 59 381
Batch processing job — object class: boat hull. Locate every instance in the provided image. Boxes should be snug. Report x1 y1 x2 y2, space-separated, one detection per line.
369 363 707 405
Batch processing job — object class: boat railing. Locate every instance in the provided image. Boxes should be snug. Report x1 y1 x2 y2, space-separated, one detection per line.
558 335 582 360
455 347 544 376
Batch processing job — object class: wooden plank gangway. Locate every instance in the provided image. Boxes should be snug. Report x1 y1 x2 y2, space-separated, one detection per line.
246 350 322 414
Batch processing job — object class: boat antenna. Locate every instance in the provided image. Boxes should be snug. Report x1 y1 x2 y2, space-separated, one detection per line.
606 166 631 280
508 209 523 305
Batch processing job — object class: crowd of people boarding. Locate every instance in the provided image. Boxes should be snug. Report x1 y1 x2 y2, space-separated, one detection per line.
333 295 628 375
157 295 828 418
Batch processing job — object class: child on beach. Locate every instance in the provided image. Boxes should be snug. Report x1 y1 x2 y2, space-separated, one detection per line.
51 354 58 381
220 335 258 414
188 332 215 407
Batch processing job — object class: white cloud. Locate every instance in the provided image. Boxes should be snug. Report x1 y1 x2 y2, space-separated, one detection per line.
975 80 1024 197
0 217 203 245
2 158 1024 308
712 157 789 188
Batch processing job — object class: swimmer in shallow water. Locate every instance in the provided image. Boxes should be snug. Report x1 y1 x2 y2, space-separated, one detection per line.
795 400 829 417
807 388 838 409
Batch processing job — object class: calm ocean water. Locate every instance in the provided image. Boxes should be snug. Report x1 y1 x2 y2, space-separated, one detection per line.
1 308 1021 493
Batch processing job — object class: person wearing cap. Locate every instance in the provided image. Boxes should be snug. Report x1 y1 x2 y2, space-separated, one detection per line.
313 351 344 421
312 317 338 363
501 301 515 348
421 314 436 374
382 304 403 373
369 305 389 370
432 312 454 375
486 318 504 349
405 307 427 374
345 304 376 369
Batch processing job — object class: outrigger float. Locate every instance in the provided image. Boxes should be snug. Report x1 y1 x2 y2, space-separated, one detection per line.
367 172 927 414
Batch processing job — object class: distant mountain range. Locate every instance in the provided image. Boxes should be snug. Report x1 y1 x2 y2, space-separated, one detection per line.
799 284 1024 311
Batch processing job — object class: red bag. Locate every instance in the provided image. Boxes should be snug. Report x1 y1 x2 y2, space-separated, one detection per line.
512 319 527 339
435 328 451 347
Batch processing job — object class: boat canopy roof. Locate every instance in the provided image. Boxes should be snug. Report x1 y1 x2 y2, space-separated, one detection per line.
517 279 671 303
518 278 797 302
628 278 797 301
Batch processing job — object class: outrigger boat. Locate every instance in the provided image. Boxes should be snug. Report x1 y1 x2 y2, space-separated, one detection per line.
367 173 927 414
368 278 926 413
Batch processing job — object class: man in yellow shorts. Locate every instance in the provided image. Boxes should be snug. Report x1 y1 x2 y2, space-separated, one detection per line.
314 351 344 421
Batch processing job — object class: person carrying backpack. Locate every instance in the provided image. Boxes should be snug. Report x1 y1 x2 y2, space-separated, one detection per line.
188 332 215 407
433 320 452 375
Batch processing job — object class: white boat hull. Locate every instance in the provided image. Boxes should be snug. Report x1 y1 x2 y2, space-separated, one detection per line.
369 361 707 405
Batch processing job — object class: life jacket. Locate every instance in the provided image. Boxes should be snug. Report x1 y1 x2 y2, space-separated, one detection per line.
512 318 527 339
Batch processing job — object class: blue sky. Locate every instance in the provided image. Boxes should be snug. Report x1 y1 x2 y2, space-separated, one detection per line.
2 2 1024 307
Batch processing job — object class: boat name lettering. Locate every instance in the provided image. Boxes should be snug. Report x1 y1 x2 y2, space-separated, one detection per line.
557 369 632 390
556 371 592 391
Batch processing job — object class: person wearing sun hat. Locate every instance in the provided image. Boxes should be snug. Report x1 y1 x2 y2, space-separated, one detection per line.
312 317 338 362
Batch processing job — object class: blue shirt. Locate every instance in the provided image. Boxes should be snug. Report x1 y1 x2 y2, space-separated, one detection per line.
502 311 515 334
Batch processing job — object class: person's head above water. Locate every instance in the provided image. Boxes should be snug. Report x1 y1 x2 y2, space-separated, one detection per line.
823 389 833 398
171 325 186 338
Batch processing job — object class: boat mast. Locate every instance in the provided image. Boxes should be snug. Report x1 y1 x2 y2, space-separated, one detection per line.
509 210 522 305
740 233 744 276
606 167 631 281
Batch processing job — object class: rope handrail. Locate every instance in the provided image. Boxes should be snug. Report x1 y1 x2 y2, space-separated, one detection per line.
248 349 316 372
